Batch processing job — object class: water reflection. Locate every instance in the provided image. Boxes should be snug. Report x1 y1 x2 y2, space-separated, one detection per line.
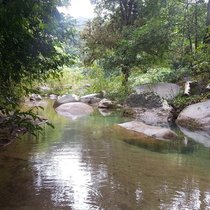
1 100 210 209
32 146 101 209
159 178 201 210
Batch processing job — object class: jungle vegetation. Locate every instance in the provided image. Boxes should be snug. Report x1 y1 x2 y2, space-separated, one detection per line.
0 0 210 134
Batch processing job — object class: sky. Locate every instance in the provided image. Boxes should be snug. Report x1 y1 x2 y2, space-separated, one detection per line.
58 0 94 19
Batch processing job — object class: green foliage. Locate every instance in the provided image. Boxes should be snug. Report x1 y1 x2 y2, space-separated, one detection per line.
0 0 75 137
43 66 86 95
130 67 191 86
0 106 54 139
170 92 210 115
85 65 132 102
0 0 74 105
82 0 209 92
191 44 210 82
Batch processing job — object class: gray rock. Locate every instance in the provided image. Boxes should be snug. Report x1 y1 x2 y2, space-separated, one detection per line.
179 126 210 148
176 100 210 131
118 121 177 140
126 92 163 108
30 94 42 101
98 98 114 109
54 94 80 108
49 94 58 100
98 108 112 116
80 93 101 104
135 107 173 127
55 102 94 120
125 93 173 126
134 83 180 100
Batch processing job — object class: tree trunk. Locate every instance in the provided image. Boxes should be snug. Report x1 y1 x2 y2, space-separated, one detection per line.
194 1 198 50
119 0 137 26
204 0 210 43
121 66 130 94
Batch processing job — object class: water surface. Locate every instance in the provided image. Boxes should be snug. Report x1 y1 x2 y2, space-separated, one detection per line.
1 100 210 210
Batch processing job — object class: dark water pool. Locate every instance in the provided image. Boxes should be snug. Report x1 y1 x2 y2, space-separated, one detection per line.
1 100 210 210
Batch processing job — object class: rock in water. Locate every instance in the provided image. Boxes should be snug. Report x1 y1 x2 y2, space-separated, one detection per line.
179 126 210 148
176 100 210 132
55 102 94 120
118 121 177 140
125 92 173 126
54 94 80 108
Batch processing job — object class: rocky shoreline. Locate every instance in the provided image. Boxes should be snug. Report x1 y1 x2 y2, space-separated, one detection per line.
2 81 210 147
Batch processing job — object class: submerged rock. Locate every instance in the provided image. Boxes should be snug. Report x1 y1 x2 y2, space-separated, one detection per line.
55 102 94 120
179 126 210 148
110 125 178 152
176 100 210 131
118 121 177 140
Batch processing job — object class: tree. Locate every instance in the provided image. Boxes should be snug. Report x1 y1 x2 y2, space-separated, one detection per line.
83 0 175 90
84 0 209 89
0 0 74 107
0 0 75 136
204 0 210 43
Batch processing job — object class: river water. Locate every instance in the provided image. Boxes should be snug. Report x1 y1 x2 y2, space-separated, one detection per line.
1 100 210 210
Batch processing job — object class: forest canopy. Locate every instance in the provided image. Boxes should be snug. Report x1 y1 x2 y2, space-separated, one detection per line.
82 0 210 88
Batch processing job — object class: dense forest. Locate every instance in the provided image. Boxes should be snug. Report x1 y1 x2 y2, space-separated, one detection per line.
0 0 210 134
83 0 210 86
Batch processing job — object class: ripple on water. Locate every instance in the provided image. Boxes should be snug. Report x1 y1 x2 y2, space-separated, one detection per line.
1 101 210 210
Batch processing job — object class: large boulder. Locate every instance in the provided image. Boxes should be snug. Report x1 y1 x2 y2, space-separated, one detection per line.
118 121 177 140
176 100 210 131
125 92 173 126
54 94 80 108
134 83 180 100
132 106 173 127
126 92 163 108
55 102 94 120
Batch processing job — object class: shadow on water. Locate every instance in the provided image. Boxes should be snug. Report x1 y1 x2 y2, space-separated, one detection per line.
109 122 209 156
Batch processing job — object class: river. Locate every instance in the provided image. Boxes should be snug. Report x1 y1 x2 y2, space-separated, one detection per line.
0 100 210 210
